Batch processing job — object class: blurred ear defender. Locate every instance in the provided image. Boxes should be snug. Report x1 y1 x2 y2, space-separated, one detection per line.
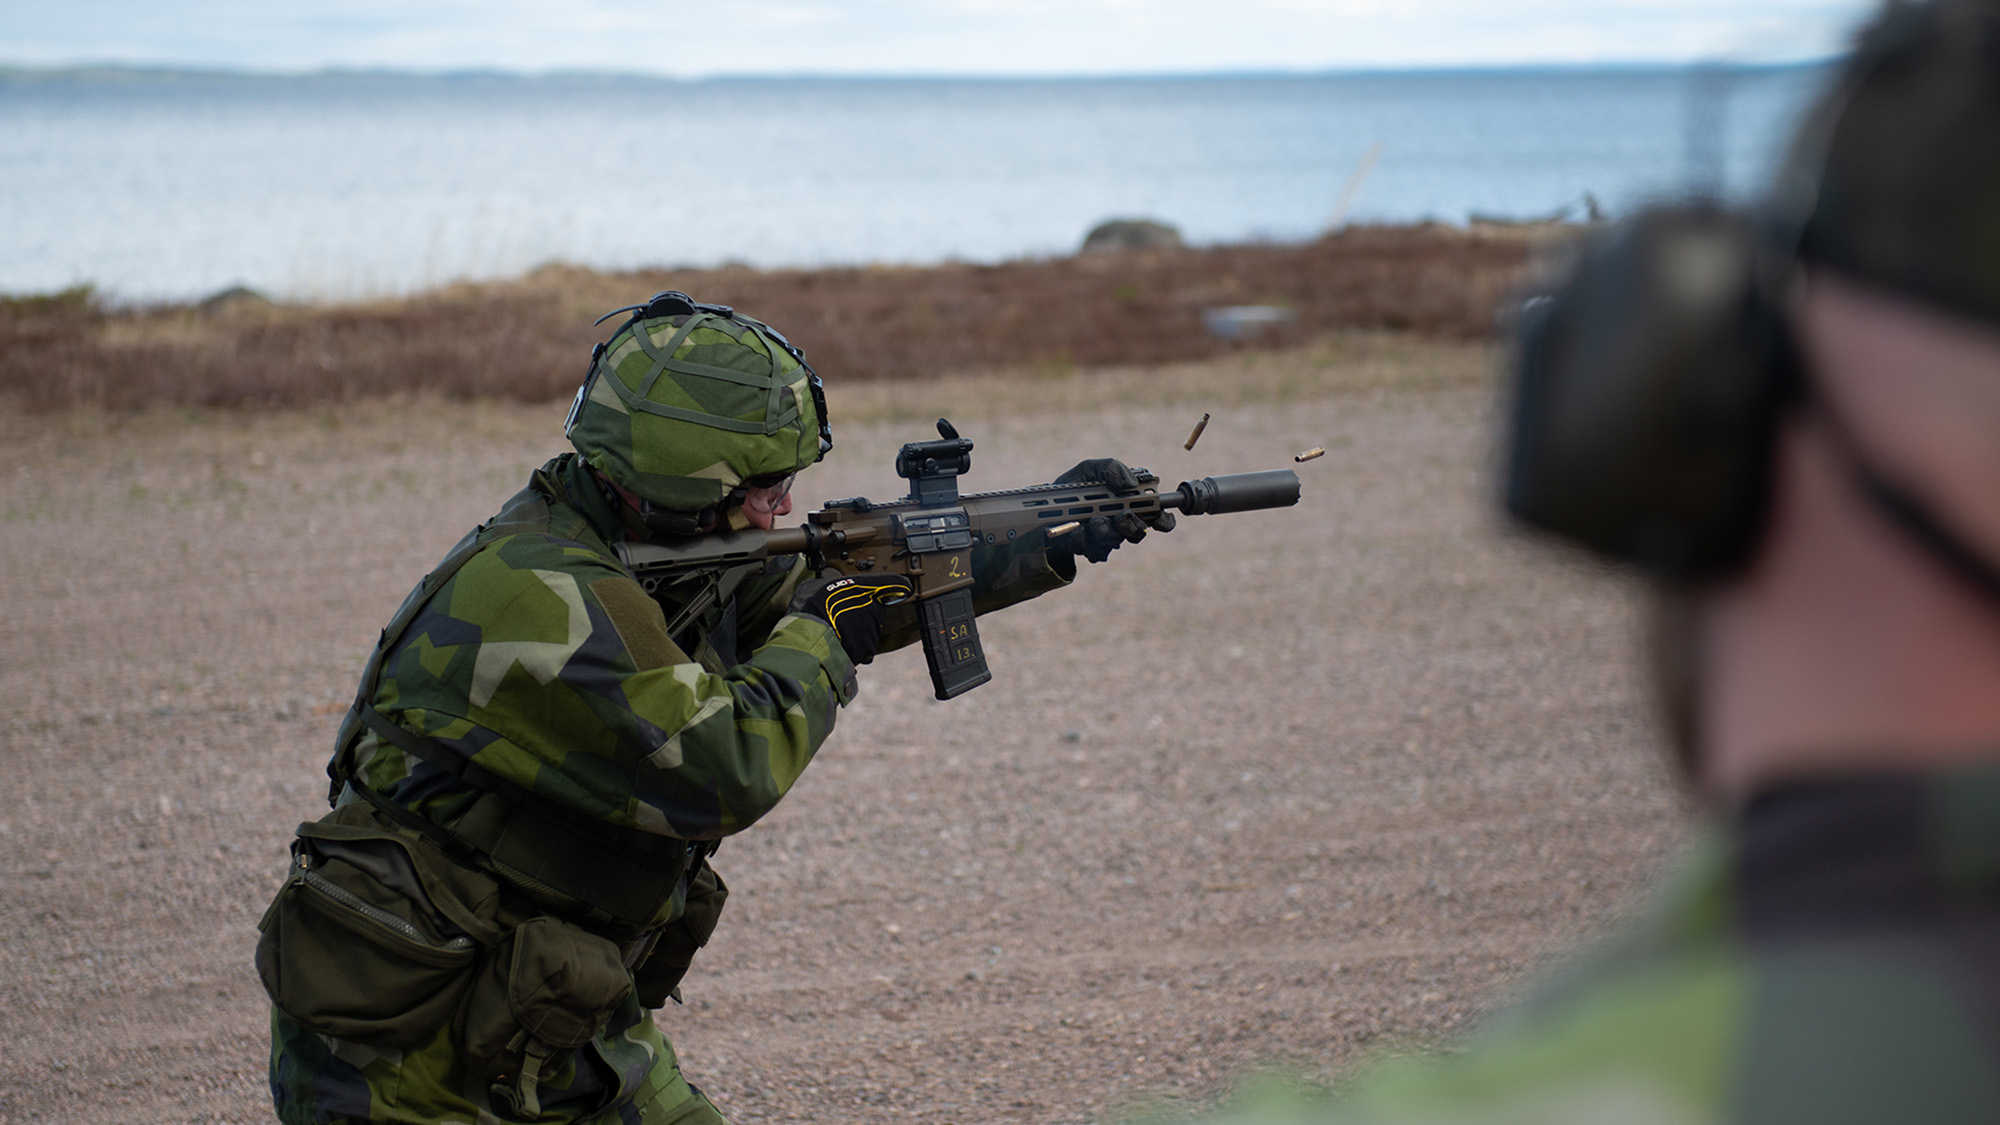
1504 207 1800 580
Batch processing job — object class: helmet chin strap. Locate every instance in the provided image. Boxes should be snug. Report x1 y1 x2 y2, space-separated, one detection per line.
1811 389 2000 607
590 466 757 541
587 468 720 540
637 488 761 539
637 500 719 538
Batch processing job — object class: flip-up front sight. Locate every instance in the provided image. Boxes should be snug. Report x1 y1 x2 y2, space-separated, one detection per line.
897 418 975 507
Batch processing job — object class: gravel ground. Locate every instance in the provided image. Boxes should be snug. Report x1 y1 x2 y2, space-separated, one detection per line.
0 335 1690 1124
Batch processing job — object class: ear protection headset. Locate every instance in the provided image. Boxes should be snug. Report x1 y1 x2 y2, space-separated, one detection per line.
1505 206 1799 579
1504 0 2000 600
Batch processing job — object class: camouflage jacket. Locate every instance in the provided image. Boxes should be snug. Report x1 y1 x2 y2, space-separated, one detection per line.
1192 762 2000 1124
334 453 1068 926
272 452 1073 1124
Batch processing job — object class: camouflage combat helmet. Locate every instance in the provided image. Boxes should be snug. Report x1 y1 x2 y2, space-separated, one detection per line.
565 291 830 531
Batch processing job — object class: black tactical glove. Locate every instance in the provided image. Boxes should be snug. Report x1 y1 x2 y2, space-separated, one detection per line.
788 574 914 665
1048 458 1177 565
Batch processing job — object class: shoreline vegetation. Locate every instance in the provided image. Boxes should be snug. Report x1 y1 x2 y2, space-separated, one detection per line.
1 223 1558 413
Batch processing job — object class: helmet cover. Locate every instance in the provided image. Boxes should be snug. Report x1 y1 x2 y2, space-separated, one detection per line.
566 296 828 513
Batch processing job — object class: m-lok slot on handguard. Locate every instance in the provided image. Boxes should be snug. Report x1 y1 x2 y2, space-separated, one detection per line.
615 418 1303 700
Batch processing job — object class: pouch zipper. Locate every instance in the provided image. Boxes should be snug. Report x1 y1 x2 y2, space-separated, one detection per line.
298 856 477 955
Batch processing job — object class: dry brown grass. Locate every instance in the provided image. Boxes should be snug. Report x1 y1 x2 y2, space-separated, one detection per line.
0 225 1546 412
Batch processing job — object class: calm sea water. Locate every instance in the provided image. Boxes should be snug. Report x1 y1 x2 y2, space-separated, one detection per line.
0 67 1828 303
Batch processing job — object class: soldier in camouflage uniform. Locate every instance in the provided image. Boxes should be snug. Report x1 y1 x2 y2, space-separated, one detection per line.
1167 3 2000 1122
259 293 1166 1124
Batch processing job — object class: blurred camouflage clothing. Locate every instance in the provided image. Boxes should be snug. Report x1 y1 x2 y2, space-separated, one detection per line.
271 451 1070 1124
1181 764 2000 1124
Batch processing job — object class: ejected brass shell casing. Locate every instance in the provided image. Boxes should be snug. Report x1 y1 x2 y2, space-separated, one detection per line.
1295 447 1326 463
1047 521 1082 539
1184 412 1211 451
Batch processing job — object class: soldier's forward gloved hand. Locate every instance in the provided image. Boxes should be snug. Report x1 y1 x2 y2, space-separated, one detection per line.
788 575 914 665
1050 458 1177 565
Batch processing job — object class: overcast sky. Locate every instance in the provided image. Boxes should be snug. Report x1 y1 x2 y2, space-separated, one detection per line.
2 0 1878 76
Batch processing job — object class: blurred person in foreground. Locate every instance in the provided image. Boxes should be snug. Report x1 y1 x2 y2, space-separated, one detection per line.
254 292 1167 1124
1167 2 2000 1121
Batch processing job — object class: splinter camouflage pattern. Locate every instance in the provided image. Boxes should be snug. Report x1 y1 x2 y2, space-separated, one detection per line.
273 1001 715 1125
345 454 852 849
568 309 824 514
273 448 1072 1125
1180 764 2000 1124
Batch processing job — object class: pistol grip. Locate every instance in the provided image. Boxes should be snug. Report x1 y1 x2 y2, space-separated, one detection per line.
918 587 990 700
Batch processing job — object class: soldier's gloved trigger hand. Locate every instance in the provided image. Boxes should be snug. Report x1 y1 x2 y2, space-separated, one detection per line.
1051 458 1176 565
788 575 913 666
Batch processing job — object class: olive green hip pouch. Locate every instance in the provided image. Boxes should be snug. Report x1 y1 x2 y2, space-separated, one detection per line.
254 804 636 1059
256 803 509 1046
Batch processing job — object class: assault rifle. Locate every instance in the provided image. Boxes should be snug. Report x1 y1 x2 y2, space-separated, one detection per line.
615 420 1301 700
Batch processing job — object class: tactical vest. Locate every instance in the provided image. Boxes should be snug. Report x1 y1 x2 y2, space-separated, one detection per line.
325 468 723 937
